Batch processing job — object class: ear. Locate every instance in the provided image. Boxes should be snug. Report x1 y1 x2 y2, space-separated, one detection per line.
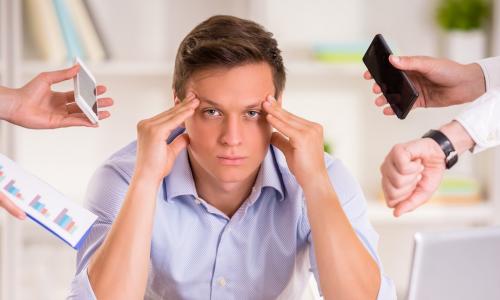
172 89 181 106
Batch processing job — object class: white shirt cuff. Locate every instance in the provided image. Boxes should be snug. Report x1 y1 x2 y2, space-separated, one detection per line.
477 56 500 91
455 88 500 154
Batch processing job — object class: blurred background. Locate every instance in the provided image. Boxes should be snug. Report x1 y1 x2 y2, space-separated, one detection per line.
1 0 500 299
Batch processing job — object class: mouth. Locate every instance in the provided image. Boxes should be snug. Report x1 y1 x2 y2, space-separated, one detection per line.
216 155 247 166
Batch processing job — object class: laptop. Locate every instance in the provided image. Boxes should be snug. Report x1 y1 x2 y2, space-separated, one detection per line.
407 226 500 300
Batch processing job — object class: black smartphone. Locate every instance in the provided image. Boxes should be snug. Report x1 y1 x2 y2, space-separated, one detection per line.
363 34 419 119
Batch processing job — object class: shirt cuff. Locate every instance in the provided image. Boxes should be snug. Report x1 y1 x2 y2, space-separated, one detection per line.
477 57 500 92
67 267 97 300
454 88 500 154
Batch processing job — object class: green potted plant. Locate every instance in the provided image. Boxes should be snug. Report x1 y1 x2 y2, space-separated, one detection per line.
436 0 491 62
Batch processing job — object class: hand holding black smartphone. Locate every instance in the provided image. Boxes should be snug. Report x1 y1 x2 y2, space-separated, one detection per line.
363 34 419 119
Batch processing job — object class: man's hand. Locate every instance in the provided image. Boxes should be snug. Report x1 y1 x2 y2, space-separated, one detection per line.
1 64 113 128
262 95 328 187
364 55 486 115
134 93 199 184
381 138 446 217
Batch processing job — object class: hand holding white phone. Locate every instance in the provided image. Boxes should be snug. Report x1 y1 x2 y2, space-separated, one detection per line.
73 57 99 124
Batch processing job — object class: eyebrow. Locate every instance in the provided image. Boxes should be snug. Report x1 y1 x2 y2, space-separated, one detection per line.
197 96 263 109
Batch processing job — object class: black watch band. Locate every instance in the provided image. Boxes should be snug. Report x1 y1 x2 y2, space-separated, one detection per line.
422 129 458 169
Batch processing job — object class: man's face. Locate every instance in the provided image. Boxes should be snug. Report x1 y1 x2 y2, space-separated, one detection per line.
180 62 278 185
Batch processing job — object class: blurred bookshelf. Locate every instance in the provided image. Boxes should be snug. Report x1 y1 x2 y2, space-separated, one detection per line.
1 0 500 299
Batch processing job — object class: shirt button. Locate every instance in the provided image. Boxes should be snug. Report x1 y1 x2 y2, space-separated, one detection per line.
194 198 202 205
217 277 227 287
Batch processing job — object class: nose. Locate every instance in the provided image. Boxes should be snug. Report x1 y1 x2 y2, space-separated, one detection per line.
219 115 243 147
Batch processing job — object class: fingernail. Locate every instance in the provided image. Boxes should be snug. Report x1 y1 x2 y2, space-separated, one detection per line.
391 55 400 63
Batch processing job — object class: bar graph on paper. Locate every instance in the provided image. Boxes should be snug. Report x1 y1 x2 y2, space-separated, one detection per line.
0 155 97 249
29 194 50 217
54 208 77 234
2 167 80 231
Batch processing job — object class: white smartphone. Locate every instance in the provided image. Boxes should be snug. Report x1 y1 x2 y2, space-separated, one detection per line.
73 57 99 124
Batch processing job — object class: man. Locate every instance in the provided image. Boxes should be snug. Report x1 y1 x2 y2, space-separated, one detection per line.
0 64 113 219
365 55 500 217
69 15 395 299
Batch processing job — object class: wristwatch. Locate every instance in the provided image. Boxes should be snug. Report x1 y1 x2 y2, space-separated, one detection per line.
422 129 458 169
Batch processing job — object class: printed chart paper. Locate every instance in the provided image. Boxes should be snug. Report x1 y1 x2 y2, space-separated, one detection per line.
0 153 97 249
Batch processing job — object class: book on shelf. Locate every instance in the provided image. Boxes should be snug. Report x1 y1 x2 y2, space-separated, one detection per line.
24 0 66 62
23 0 108 63
66 0 107 61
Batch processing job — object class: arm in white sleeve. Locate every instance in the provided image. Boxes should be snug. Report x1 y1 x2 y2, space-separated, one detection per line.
477 56 500 91
455 88 500 153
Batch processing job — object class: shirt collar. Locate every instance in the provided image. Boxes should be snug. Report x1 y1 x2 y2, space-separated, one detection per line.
163 128 285 203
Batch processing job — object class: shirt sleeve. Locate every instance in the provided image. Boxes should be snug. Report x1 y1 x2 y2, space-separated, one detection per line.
455 88 500 154
477 56 500 91
299 157 396 299
67 162 131 299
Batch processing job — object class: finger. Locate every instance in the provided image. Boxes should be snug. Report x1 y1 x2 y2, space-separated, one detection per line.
149 95 197 124
266 112 299 140
389 55 432 73
0 193 26 220
374 95 388 107
393 189 431 217
62 86 108 105
385 174 422 207
262 96 307 129
383 106 395 115
150 99 199 127
168 133 190 159
66 99 113 114
372 83 382 94
382 176 405 207
363 70 373 80
97 97 114 108
59 114 97 128
150 104 198 134
98 111 111 120
385 167 422 192
43 64 80 84
96 85 107 96
270 131 292 156
390 146 425 175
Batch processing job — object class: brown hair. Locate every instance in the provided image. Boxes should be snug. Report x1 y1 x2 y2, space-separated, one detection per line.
173 15 286 99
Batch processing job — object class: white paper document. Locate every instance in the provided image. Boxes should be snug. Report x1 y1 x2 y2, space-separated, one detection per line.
0 153 97 249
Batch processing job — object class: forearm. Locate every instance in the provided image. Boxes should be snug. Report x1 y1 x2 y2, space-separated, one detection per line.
303 173 380 300
440 120 475 155
88 175 160 299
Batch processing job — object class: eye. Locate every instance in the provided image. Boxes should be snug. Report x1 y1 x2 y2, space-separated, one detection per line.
246 110 261 119
203 108 222 118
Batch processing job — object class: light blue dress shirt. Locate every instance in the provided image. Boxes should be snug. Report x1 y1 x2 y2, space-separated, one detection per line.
68 128 395 299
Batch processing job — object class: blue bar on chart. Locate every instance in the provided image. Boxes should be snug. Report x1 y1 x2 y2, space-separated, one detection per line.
29 194 50 217
3 179 23 200
54 208 77 234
